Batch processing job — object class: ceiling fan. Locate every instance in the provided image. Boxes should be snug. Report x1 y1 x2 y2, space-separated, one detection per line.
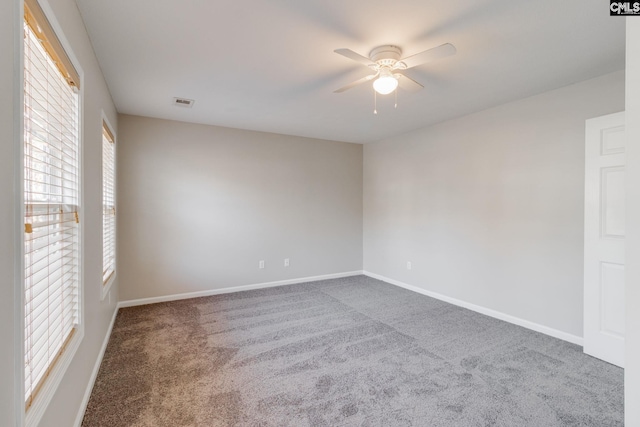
333 43 456 95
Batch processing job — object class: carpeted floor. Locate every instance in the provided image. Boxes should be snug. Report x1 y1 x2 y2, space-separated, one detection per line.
82 275 623 427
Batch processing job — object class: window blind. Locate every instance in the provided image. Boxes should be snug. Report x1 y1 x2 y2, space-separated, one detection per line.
24 0 80 89
102 124 115 284
23 5 80 408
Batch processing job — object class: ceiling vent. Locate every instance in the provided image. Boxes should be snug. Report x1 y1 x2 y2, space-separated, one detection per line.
173 97 195 108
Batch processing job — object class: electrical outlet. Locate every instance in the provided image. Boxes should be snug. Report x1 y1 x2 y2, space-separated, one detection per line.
407 261 412 270
284 258 290 267
259 260 265 269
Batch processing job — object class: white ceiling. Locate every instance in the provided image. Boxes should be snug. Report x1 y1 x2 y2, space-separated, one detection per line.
75 0 625 144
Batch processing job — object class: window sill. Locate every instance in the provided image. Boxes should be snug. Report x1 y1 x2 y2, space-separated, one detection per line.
101 272 116 301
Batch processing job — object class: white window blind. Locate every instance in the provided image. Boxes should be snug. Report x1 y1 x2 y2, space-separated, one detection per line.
102 124 115 284
23 4 80 408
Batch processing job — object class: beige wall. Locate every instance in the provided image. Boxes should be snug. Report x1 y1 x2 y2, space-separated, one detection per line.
625 19 640 427
2 0 120 425
363 71 625 339
0 0 18 425
117 115 363 301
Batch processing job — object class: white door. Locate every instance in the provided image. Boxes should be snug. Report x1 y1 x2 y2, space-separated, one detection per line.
584 111 625 368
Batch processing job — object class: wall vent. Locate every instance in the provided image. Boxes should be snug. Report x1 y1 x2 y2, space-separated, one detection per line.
173 97 195 108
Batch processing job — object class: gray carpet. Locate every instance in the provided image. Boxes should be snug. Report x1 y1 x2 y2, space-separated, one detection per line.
82 275 623 426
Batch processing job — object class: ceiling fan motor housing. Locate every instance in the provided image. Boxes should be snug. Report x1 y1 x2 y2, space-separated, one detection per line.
369 45 402 67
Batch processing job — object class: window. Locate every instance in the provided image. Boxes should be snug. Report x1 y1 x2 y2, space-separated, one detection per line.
102 123 116 285
23 0 81 410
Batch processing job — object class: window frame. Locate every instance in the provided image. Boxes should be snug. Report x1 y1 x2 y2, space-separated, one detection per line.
101 113 116 300
18 1 85 426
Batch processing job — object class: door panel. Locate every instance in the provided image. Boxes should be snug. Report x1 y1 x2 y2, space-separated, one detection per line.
600 261 625 338
601 166 626 238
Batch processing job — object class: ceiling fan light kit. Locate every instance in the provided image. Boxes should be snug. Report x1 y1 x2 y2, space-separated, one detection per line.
334 43 456 112
373 68 398 95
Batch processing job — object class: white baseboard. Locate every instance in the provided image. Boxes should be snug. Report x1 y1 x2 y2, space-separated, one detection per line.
118 270 364 308
73 305 119 427
362 271 584 346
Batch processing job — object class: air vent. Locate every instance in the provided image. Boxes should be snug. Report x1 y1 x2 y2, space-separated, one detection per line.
173 97 195 108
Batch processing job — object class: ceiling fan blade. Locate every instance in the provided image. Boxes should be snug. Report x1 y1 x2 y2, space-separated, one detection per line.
334 48 374 67
399 43 456 69
397 73 424 92
333 74 377 93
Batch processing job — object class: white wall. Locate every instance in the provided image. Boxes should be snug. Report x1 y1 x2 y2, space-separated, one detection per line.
117 115 363 301
625 19 640 427
1 0 18 425
2 0 120 425
363 71 625 339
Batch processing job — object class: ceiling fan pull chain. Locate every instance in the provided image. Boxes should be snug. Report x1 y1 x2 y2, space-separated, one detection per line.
395 88 398 109
373 89 378 115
